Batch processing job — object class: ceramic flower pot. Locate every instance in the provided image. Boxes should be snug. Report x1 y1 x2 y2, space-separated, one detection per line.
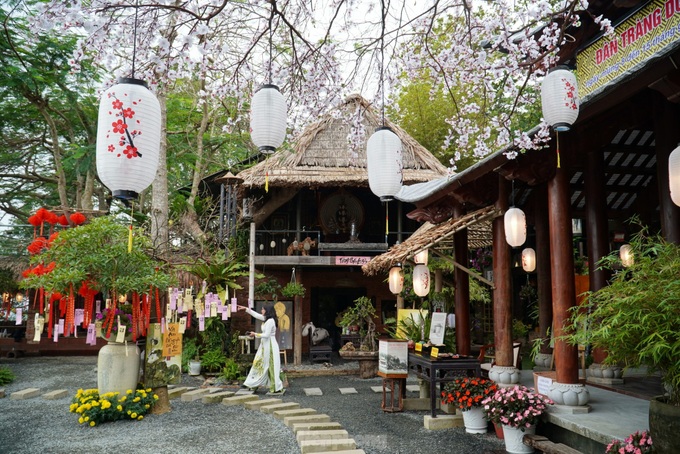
461 406 488 434
649 395 680 454
97 341 140 395
502 424 535 454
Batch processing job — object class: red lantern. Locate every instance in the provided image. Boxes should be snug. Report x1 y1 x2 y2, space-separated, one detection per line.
96 78 161 200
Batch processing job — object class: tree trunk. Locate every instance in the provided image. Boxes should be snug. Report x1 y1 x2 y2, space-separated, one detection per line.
151 94 170 255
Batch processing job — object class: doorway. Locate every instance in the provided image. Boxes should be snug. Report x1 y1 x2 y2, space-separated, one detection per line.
311 287 365 350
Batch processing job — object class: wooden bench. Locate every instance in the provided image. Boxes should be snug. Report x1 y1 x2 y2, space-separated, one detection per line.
523 434 583 454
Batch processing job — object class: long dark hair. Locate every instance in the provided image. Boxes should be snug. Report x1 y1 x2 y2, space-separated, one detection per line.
263 303 278 328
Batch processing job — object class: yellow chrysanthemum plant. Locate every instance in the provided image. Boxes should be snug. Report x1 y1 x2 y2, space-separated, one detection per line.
70 387 159 426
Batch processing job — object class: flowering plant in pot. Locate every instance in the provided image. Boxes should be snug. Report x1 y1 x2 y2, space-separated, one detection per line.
441 376 498 411
442 376 498 434
606 430 653 454
482 385 553 430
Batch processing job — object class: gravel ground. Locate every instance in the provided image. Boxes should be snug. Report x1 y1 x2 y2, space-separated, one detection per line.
0 355 506 454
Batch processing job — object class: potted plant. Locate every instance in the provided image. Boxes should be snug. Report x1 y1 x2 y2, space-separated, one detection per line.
482 385 553 454
441 377 498 434
606 430 653 454
280 281 305 299
566 223 680 454
338 296 379 378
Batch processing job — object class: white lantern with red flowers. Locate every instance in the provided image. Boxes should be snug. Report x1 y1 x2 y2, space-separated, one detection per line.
412 264 431 297
521 247 536 273
367 126 403 202
669 145 680 206
541 66 579 132
504 207 526 247
620 244 634 268
96 78 161 200
250 84 287 154
413 249 429 266
388 264 404 295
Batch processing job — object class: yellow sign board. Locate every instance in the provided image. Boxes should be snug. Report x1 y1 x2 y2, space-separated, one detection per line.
577 0 680 102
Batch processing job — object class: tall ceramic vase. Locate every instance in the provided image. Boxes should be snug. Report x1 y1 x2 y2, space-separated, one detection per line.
97 341 140 395
502 424 535 454
462 406 488 434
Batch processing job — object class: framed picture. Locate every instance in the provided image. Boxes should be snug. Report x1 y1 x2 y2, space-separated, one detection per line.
429 312 447 345
271 214 288 231
379 339 408 376
254 299 293 350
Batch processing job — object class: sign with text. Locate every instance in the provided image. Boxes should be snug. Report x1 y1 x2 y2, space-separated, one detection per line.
334 256 371 266
162 323 182 357
577 0 680 103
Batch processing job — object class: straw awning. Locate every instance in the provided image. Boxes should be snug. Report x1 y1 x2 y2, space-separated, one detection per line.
361 205 501 276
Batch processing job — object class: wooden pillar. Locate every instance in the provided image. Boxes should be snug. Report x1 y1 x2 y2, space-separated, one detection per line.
453 205 471 356
533 188 552 353
654 95 680 244
492 176 513 367
547 139 579 385
294 268 303 366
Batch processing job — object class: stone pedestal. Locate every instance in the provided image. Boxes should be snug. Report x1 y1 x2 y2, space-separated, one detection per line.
586 363 624 385
489 365 521 385
548 381 590 408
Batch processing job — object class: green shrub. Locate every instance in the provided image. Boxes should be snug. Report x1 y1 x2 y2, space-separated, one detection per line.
201 348 227 373
0 366 15 385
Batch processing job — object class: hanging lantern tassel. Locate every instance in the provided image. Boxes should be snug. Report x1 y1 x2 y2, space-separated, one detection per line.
385 202 389 244
128 203 134 253
556 132 561 169
265 170 269 193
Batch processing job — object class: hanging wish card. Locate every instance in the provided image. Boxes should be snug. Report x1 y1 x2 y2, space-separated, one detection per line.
231 297 237 313
53 324 59 342
115 323 126 343
210 301 217 318
74 308 84 326
96 300 102 315
221 305 229 321
179 316 187 334
58 319 65 334
169 287 177 310
199 315 205 331
86 323 96 345
15 308 22 325
33 314 43 342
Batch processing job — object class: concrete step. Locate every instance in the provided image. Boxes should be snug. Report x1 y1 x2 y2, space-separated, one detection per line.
10 388 40 400
43 389 69 400
297 429 349 442
299 438 356 453
314 451 365 454
284 414 331 428
260 401 300 414
292 422 344 434
423 414 463 430
167 386 196 399
181 388 211 402
244 398 282 410
202 391 235 404
222 394 259 406
273 407 317 420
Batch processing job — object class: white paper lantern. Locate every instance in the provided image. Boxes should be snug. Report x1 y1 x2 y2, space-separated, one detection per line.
504 207 526 247
250 84 287 154
521 248 536 272
412 264 430 297
96 78 161 200
620 244 634 267
414 249 429 265
669 145 680 206
367 126 403 201
541 67 579 132
388 265 404 294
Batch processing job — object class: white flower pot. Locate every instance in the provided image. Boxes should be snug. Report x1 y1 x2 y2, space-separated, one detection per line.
462 406 488 434
188 360 202 376
502 424 535 454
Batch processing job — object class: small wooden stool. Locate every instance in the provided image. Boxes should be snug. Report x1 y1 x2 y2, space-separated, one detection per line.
378 372 407 412
280 349 288 366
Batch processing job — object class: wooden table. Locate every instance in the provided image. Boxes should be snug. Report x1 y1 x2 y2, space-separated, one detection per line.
407 352 481 418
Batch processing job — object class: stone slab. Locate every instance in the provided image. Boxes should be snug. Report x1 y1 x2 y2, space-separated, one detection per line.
222 394 260 406
338 387 357 395
403 398 438 411
10 388 40 400
370 386 383 393
299 438 356 453
167 386 196 399
587 377 625 385
304 387 323 396
405 385 420 392
181 388 211 402
323 451 365 454
297 429 349 442
423 414 463 430
284 414 331 428
292 422 344 434
202 391 235 404
235 389 255 395
274 408 317 420
549 404 592 414
0 388 5 398
43 389 69 400
260 402 300 414
244 398 282 410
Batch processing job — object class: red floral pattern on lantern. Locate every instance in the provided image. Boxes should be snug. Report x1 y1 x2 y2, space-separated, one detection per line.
563 78 578 111
104 90 146 159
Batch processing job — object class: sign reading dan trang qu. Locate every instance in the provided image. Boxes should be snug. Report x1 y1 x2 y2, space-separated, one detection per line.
577 0 680 103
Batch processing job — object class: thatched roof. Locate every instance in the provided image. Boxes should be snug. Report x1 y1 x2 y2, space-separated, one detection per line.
361 205 500 276
238 94 448 188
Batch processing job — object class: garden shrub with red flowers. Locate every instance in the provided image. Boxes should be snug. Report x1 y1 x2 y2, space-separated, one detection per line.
605 430 653 454
441 376 498 411
482 385 553 430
